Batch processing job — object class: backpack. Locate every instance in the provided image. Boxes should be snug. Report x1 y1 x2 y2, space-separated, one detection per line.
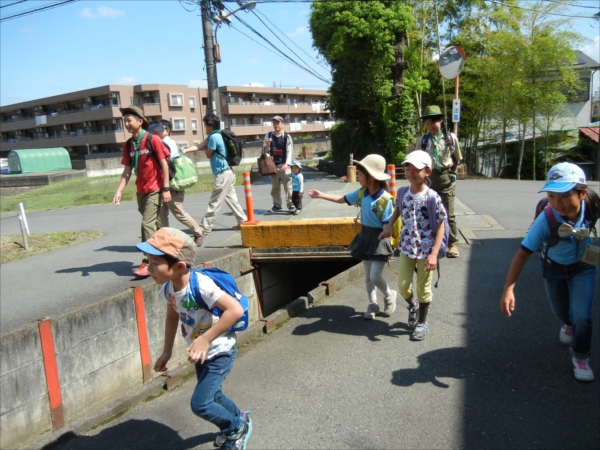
356 187 401 248
164 267 250 333
127 132 176 180
217 129 243 167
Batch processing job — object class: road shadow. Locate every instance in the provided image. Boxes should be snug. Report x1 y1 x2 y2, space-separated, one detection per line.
458 236 600 449
94 245 138 254
292 304 412 342
56 261 135 277
44 419 216 449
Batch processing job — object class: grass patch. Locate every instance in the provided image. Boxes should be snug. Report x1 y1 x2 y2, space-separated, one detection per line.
0 166 251 214
1 231 103 264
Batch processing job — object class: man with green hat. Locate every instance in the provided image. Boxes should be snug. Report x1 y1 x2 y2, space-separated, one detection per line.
414 105 462 258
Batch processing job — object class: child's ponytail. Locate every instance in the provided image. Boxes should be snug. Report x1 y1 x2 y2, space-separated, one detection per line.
583 187 600 220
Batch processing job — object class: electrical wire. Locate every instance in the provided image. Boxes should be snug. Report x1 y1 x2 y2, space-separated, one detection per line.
485 0 598 19
230 23 286 59
0 0 28 9
541 0 600 9
0 0 78 22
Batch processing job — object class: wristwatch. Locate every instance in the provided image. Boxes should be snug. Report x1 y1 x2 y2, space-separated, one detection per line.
160 187 171 193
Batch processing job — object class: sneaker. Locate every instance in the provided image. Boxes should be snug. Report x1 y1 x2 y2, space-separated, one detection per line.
214 412 248 447
446 246 459 258
407 301 419 328
411 322 429 341
223 411 253 450
268 205 283 213
132 263 150 278
572 357 594 382
382 290 397 316
559 324 573 345
293 209 301 215
364 302 380 320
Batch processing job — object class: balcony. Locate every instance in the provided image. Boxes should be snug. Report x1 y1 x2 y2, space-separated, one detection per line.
221 102 326 116
229 122 336 138
142 103 162 117
0 129 127 153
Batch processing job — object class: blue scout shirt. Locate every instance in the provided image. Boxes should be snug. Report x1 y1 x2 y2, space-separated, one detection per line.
344 187 393 228
207 131 229 175
521 202 593 265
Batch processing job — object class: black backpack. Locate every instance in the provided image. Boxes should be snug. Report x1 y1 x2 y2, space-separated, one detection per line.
127 132 176 180
217 129 242 167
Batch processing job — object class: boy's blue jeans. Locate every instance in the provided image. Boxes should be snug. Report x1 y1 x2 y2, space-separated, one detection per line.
542 259 596 359
191 349 242 435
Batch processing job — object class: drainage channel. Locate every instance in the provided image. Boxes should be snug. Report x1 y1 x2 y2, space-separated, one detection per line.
249 246 358 317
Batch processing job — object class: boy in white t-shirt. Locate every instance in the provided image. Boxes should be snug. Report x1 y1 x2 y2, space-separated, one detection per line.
136 227 252 449
149 121 204 246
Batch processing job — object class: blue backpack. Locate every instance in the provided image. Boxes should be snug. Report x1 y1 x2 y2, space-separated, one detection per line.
165 267 250 333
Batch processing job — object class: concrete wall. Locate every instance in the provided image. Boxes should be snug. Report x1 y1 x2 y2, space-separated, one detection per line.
0 249 258 450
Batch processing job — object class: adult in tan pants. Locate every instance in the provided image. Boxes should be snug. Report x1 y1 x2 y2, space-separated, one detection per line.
263 115 295 213
149 120 203 246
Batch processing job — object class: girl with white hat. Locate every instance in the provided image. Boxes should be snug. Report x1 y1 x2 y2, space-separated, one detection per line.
309 154 397 320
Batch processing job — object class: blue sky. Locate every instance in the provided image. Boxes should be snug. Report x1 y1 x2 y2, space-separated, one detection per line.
1 0 598 106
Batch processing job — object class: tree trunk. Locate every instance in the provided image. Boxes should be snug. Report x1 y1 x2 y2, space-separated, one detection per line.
517 122 526 181
532 111 536 180
391 31 409 98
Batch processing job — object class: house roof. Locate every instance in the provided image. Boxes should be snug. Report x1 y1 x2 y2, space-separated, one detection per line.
579 125 599 143
574 51 600 70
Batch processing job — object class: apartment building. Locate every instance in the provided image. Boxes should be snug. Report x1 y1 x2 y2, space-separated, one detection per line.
0 84 332 158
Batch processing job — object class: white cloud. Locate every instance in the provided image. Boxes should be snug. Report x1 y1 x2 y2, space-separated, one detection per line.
189 79 208 88
115 77 136 85
250 82 264 87
581 36 600 63
20 27 33 33
286 27 307 37
79 6 125 19
243 59 259 65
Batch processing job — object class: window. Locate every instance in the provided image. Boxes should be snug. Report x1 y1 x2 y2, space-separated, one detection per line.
230 118 237 126
130 97 134 105
177 141 189 149
169 93 184 107
172 118 186 131
189 97 196 108
191 120 198 131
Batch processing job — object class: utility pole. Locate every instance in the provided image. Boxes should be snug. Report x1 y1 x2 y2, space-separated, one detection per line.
200 0 220 117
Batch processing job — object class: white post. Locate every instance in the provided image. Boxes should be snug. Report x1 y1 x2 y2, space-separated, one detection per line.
18 202 29 235
18 213 29 251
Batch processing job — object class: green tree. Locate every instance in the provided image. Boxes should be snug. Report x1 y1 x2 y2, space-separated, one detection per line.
310 1 415 164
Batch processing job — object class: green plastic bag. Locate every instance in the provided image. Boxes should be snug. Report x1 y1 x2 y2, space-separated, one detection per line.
170 155 198 191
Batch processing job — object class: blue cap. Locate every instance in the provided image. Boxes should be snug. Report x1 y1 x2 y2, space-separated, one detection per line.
538 162 586 194
290 160 302 168
148 123 166 132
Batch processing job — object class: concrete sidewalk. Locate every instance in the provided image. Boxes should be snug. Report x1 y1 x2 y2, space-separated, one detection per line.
42 178 600 450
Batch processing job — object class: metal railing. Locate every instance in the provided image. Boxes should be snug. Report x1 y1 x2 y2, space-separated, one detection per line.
2 104 121 123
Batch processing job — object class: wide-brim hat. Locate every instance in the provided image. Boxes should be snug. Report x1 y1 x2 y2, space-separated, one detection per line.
354 154 390 181
420 105 443 119
538 162 586 194
120 105 149 130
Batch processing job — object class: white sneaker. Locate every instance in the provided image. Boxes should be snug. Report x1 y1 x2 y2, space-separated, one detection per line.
364 303 380 320
559 324 573 345
382 290 397 316
572 357 594 382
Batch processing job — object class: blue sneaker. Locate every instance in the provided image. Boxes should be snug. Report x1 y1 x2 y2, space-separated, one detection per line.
411 322 429 341
223 412 252 450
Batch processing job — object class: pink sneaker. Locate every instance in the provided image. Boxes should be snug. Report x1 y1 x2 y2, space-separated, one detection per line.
572 357 594 382
133 263 150 278
559 324 573 345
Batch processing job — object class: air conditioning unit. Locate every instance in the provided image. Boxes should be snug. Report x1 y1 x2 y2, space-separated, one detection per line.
109 93 118 98
112 119 120 124
85 97 92 103
34 106 43 111
143 92 151 98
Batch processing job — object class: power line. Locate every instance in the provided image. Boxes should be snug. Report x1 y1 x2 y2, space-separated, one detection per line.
542 0 600 9
0 0 28 9
485 0 598 19
0 0 78 22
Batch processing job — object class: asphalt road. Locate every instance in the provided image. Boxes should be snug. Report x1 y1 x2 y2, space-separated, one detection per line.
43 177 599 450
0 168 350 333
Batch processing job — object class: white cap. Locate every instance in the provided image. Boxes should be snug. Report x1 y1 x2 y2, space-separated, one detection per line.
402 150 432 169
